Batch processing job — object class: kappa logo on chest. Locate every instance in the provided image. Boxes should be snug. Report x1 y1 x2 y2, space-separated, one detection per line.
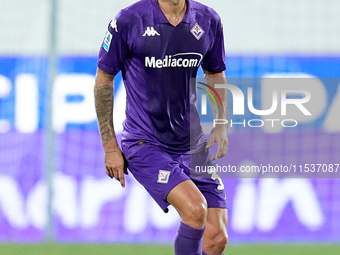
143 27 161 37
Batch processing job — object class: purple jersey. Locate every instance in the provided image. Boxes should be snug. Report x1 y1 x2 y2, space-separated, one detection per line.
97 0 226 153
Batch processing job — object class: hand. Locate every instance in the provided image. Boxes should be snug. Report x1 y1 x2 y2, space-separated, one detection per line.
206 125 229 160
104 148 128 187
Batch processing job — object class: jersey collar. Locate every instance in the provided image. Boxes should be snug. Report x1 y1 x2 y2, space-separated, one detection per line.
151 0 195 25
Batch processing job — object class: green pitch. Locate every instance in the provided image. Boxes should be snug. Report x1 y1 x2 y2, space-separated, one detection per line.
0 244 340 255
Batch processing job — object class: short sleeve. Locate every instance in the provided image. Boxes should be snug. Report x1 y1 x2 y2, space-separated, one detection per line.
97 14 129 76
201 16 226 73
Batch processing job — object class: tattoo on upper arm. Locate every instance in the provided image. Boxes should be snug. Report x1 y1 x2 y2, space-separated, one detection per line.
94 84 115 142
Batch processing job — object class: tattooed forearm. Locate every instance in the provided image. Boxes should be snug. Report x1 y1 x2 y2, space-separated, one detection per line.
94 84 116 143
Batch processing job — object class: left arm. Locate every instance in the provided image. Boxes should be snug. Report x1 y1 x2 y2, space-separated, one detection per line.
203 70 229 160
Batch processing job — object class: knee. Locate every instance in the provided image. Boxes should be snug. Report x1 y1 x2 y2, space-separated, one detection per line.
182 199 208 228
216 233 228 251
204 232 228 254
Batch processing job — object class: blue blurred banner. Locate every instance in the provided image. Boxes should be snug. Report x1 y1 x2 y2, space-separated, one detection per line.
1 56 340 131
0 56 339 242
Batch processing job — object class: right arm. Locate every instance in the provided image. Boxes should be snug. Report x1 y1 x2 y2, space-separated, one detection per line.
94 67 127 187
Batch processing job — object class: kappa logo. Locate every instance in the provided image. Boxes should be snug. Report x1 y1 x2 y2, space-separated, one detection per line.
142 27 160 37
157 170 170 184
190 23 205 40
110 18 118 32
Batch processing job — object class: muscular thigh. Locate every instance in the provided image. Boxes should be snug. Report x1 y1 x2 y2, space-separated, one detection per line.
124 142 191 212
180 149 228 209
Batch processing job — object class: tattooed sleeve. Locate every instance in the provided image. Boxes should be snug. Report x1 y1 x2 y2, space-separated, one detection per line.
94 84 115 143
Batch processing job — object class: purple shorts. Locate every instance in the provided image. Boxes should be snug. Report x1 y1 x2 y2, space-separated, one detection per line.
122 141 227 212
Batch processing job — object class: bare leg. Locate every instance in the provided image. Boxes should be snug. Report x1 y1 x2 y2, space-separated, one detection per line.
202 208 228 255
167 180 208 255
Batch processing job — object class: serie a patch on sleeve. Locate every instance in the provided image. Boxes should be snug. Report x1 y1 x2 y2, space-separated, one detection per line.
102 31 113 52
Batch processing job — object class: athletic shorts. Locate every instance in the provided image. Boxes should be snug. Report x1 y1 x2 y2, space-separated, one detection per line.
122 141 227 212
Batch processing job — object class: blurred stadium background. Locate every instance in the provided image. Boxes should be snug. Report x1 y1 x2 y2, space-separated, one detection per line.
0 0 340 254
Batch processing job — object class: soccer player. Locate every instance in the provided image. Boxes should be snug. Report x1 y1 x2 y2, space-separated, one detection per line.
94 0 229 254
